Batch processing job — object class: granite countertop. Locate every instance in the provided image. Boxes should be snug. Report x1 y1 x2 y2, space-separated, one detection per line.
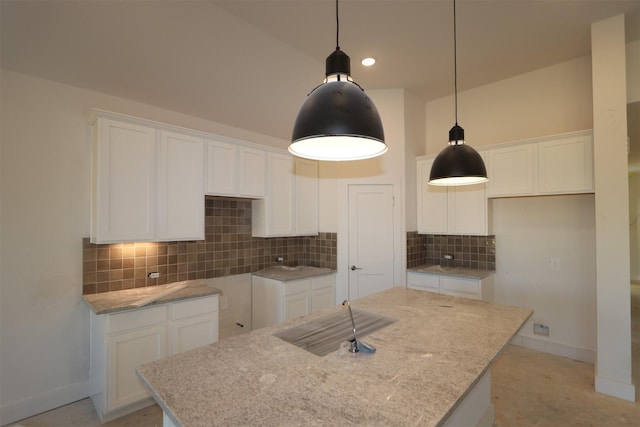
83 280 221 315
137 287 531 427
252 265 335 282
408 264 495 280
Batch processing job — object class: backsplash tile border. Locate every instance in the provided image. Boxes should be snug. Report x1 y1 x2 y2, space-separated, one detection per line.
83 198 337 294
406 232 496 271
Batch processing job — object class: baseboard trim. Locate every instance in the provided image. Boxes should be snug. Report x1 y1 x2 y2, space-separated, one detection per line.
0 380 89 426
511 334 595 363
595 375 636 402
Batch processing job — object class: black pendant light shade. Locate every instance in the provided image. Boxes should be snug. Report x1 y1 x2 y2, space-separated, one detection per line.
289 2 386 161
428 0 488 186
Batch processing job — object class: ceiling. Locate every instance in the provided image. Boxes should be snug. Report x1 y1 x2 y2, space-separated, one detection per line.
1 0 639 144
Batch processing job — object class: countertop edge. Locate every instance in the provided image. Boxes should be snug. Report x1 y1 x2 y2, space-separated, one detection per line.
408 265 495 280
83 283 221 315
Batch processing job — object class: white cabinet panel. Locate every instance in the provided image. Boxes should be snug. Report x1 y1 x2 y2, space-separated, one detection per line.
538 134 593 194
486 144 536 197
92 118 156 243
417 158 448 234
91 112 205 243
90 294 219 422
106 324 166 412
206 142 266 198
284 292 311 321
485 130 593 198
206 139 237 195
157 131 204 241
238 147 266 197
294 158 319 236
407 272 494 302
417 158 489 235
252 273 336 329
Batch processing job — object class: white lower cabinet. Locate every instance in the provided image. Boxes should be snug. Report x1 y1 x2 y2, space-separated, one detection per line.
407 272 494 302
90 294 219 422
252 274 336 329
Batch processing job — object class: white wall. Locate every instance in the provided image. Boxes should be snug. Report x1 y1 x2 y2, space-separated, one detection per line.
0 70 289 424
425 55 594 154
629 174 640 281
492 195 596 361
627 39 640 103
591 15 635 402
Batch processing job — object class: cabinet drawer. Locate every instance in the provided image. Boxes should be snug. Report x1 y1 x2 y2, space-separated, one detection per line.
284 279 312 296
107 305 167 334
440 277 480 297
312 274 335 290
171 295 219 320
407 273 439 292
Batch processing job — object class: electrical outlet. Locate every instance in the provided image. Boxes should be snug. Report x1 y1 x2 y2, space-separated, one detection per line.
549 258 560 271
533 323 549 336
220 296 228 310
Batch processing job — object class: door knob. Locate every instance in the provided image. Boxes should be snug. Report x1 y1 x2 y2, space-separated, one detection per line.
351 265 362 271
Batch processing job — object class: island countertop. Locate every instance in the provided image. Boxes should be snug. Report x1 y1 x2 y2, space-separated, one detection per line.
136 288 531 427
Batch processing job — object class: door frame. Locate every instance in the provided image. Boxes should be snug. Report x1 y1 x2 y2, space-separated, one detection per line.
336 180 405 303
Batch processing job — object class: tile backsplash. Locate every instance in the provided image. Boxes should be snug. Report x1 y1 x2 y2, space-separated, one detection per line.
83 198 337 294
406 232 496 271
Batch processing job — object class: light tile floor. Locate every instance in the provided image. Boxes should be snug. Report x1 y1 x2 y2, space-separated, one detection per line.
8 286 640 426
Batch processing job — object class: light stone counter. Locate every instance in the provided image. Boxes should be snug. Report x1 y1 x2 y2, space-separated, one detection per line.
136 287 531 427
252 265 335 282
83 280 221 314
408 264 494 280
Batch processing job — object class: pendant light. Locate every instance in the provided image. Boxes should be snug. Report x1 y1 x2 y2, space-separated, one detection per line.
289 0 386 161
429 0 488 186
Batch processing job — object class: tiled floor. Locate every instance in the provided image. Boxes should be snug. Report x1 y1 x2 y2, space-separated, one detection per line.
8 286 640 426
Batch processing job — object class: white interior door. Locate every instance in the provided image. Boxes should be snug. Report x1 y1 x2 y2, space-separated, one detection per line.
348 184 395 299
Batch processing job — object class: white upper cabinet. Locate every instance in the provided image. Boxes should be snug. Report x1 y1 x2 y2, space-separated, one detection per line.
157 130 204 241
91 118 157 243
205 140 266 198
91 112 205 243
237 146 266 198
252 153 319 237
417 157 490 235
417 158 448 233
537 133 593 194
485 130 593 198
294 158 319 236
252 152 295 237
485 144 536 197
205 139 237 196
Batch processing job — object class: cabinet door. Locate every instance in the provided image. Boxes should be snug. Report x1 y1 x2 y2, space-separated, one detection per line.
312 286 336 312
439 277 481 300
407 272 440 292
92 118 156 243
170 313 218 354
417 159 448 234
157 131 204 241
206 139 237 196
538 134 593 194
170 295 219 353
252 152 295 237
284 291 311 321
486 144 536 197
448 183 490 235
294 158 319 235
238 147 266 197
106 324 166 412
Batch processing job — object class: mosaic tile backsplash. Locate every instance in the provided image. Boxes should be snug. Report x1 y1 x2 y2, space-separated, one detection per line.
83 198 337 294
406 232 496 271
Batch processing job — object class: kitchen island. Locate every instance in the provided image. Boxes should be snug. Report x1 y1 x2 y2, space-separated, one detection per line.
137 287 531 427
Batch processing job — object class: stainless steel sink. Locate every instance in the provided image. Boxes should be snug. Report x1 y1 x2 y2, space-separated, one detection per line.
273 308 396 357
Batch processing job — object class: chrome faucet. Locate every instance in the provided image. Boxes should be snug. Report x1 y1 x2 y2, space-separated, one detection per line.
342 300 376 354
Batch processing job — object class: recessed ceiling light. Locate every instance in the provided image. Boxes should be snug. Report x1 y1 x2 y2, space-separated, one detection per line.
361 57 376 67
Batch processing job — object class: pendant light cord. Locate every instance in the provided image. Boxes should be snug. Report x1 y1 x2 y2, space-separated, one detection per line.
453 0 458 126
335 0 340 50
